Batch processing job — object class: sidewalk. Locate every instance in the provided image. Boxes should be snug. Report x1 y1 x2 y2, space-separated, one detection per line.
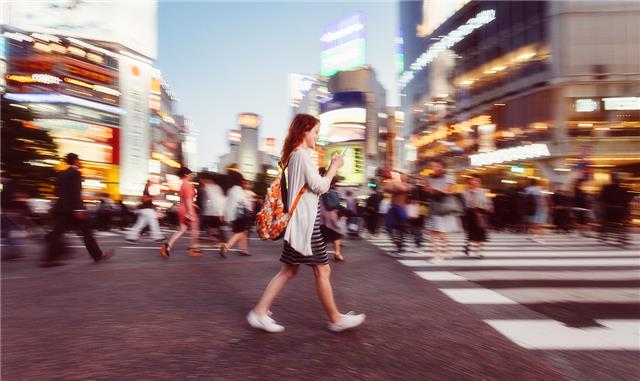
1 238 566 380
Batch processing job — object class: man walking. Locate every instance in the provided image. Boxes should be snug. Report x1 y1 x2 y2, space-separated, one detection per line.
41 153 114 267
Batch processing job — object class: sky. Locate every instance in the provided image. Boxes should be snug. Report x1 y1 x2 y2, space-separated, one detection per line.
157 1 398 170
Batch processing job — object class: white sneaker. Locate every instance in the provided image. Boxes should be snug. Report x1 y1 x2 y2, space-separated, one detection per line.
328 311 366 332
247 310 284 333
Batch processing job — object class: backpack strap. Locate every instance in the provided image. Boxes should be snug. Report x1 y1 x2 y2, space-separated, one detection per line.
289 186 306 215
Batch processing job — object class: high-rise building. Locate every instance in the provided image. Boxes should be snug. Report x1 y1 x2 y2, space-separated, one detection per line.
400 1 640 190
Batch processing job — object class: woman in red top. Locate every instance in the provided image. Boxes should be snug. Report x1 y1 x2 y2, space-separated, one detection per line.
161 167 202 257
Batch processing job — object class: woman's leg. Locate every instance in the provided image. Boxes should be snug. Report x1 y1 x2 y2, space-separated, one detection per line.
334 239 343 260
189 218 200 249
240 232 250 253
429 230 442 258
253 264 298 315
441 233 451 257
226 232 242 250
168 224 188 248
312 264 341 323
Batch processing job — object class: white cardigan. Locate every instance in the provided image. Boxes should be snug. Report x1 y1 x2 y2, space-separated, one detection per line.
284 148 331 256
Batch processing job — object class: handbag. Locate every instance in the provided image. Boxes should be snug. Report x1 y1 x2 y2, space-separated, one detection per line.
431 195 464 216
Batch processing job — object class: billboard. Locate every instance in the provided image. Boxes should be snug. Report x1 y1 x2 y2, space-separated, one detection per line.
320 12 366 77
119 56 151 195
324 144 365 185
3 1 157 58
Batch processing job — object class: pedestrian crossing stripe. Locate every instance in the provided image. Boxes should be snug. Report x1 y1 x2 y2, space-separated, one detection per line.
364 233 640 352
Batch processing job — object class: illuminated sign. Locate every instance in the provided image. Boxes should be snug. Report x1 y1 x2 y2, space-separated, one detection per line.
3 92 126 114
603 97 640 111
470 143 550 166
6 73 61 84
399 9 496 90
510 165 525 174
63 77 120 96
324 145 365 185
319 107 366 143
66 65 113 84
228 130 241 144
575 98 599 112
477 123 496 153
321 12 366 77
237 113 260 128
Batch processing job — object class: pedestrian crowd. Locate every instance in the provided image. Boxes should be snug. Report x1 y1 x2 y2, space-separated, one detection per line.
1 113 637 333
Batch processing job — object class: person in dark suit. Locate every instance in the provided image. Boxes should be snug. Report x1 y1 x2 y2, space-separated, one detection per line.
41 153 114 267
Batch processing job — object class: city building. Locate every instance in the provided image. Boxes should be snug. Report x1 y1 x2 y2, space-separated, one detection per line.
399 1 640 191
218 113 278 180
1 1 192 200
319 67 388 188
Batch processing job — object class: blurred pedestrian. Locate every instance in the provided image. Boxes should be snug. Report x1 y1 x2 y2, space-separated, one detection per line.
126 180 164 243
598 173 631 247
319 171 344 262
364 187 383 237
406 196 424 248
161 167 201 257
219 171 252 257
551 185 572 233
523 178 548 244
462 175 492 258
200 175 226 243
344 190 360 237
41 153 114 267
424 160 461 263
384 175 410 254
572 178 591 236
248 114 365 333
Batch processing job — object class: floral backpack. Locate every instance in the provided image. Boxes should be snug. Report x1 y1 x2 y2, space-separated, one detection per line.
256 165 305 240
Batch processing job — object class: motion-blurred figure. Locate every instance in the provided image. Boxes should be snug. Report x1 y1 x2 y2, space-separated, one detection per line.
200 175 226 243
319 173 344 262
523 178 548 244
384 175 410 255
598 173 631 247
425 160 461 262
219 170 252 257
572 178 592 236
161 167 201 257
462 175 492 258
126 180 164 243
41 153 114 267
364 187 383 237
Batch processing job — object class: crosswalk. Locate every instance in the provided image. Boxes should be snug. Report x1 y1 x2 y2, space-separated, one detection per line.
366 231 640 352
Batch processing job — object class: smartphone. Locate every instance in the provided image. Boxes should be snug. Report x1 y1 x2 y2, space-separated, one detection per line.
340 146 350 157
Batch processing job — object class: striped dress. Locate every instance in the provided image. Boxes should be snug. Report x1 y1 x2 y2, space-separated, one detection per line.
281 202 329 266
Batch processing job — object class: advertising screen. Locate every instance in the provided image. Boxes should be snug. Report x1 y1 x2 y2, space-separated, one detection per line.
323 144 365 185
288 74 317 108
320 12 366 77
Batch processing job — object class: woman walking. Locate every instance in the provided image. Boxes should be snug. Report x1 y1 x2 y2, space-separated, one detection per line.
425 160 461 263
160 167 201 257
462 175 492 258
247 114 365 333
219 171 252 257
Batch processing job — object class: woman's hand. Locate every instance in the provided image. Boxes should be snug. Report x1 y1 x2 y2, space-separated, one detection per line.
330 153 344 169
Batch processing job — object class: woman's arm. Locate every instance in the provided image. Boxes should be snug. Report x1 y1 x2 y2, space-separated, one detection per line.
296 150 342 194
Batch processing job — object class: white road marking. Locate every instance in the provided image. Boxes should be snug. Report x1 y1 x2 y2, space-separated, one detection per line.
485 319 640 350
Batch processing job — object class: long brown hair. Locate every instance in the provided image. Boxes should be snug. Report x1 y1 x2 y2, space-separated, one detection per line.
280 113 319 166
